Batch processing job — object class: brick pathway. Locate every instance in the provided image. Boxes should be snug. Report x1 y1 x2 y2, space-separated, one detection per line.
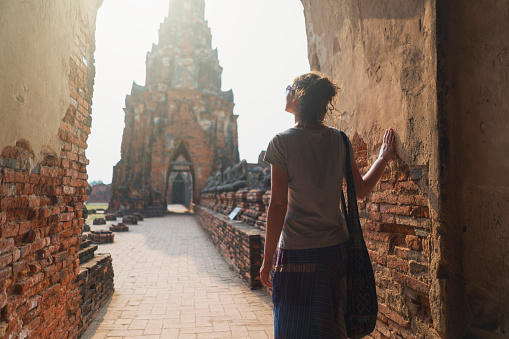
80 214 273 339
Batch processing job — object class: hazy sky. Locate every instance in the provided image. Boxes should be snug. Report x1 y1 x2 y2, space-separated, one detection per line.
87 0 310 183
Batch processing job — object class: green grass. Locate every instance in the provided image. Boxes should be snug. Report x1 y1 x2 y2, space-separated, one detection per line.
86 204 108 210
85 204 109 225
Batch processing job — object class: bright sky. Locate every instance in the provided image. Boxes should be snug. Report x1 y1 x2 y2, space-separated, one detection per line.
87 0 310 184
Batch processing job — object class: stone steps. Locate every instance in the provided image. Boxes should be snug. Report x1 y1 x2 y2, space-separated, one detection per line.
80 239 93 250
79 244 98 264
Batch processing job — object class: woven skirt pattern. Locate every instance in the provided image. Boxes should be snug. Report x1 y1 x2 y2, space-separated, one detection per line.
272 243 348 339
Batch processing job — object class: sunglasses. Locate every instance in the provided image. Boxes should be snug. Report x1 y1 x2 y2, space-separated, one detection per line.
285 85 295 95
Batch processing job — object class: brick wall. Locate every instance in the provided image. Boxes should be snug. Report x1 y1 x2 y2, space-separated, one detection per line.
350 137 432 338
76 234 114 337
0 2 113 338
200 189 269 229
77 254 114 336
87 183 110 204
195 206 263 289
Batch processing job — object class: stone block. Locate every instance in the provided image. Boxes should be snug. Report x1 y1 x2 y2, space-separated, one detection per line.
122 216 138 225
88 231 114 244
92 217 106 225
109 224 129 232
104 214 116 221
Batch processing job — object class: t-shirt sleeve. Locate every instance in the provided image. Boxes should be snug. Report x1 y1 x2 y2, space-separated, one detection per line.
263 134 287 170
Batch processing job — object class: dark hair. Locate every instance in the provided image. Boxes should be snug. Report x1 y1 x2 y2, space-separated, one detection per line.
292 71 339 125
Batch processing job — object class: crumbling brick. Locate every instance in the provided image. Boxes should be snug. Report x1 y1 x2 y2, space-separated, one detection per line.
0 2 111 337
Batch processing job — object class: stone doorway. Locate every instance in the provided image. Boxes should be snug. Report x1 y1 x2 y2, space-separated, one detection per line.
171 172 185 204
165 142 195 210
169 171 191 205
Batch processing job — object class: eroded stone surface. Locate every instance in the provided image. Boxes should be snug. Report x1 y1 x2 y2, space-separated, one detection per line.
0 1 106 338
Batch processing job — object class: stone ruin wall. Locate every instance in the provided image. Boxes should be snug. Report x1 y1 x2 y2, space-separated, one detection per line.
110 0 239 214
0 1 113 338
301 0 509 337
86 183 111 204
111 89 237 211
437 1 509 337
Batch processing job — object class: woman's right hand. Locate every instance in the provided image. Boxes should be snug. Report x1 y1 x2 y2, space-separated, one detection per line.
352 128 396 199
378 128 395 162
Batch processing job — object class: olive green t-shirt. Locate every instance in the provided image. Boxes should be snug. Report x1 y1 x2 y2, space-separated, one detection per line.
264 127 353 250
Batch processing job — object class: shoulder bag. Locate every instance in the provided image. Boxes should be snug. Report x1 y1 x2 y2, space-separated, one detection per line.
340 131 378 338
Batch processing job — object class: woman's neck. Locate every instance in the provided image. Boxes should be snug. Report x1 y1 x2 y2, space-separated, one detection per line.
294 121 327 130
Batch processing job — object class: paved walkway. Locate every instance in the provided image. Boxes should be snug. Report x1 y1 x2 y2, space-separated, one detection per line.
80 214 273 339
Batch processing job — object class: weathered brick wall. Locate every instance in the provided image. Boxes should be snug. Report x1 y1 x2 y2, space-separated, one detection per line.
350 137 432 338
86 183 110 203
0 1 111 338
300 0 509 336
199 188 273 293
200 186 290 299
195 206 263 288
200 189 269 229
77 252 114 337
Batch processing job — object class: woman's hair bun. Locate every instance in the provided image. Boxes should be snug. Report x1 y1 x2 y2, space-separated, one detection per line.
292 71 339 125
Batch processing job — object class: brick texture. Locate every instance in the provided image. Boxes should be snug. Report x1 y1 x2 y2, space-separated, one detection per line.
350 136 432 339
76 253 114 337
0 4 113 338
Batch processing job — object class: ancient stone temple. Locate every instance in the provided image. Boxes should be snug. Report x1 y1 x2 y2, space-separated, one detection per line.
110 0 239 214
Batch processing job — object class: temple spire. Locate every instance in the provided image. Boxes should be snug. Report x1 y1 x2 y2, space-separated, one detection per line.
168 0 205 20
146 0 220 91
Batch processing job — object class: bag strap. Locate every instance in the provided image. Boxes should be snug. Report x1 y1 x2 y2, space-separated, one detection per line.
340 136 349 223
340 131 362 236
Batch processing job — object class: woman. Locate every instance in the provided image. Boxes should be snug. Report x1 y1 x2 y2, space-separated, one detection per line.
261 71 394 338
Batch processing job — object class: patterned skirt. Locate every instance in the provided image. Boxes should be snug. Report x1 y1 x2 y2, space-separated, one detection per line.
272 243 348 339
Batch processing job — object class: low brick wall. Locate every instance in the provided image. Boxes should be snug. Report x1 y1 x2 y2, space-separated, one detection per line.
195 206 263 289
200 189 269 222
77 254 114 337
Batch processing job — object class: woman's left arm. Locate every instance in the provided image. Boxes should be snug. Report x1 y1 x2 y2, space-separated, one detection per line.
351 129 395 199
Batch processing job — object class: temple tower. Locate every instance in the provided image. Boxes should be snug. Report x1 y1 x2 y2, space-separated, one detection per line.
110 0 239 214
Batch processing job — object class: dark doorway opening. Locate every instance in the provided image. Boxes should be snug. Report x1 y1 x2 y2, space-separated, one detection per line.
170 173 187 205
165 141 195 211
